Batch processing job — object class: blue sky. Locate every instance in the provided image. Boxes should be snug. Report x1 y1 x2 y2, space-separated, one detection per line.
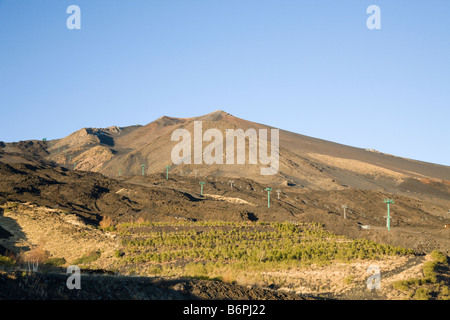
0 0 449 166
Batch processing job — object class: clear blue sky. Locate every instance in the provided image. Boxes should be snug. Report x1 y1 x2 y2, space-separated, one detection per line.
0 0 449 166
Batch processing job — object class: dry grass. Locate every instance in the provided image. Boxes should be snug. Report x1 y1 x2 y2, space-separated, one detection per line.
308 153 406 180
99 216 114 229
0 203 117 268
73 146 115 172
135 217 146 224
204 194 257 206
22 243 49 264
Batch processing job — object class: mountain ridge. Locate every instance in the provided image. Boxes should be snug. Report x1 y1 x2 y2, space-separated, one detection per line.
0 110 449 203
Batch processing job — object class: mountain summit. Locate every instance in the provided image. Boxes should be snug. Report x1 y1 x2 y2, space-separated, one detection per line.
1 111 449 201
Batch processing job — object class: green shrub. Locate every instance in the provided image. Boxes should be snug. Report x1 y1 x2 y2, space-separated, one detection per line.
118 220 417 289
392 278 422 293
422 261 438 283
413 288 431 300
0 255 16 268
101 226 117 232
343 275 354 285
148 266 162 275
438 285 449 300
114 250 124 258
430 250 448 265
44 257 66 267
185 262 207 277
72 251 101 265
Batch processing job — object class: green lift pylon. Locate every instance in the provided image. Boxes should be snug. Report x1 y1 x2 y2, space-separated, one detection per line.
118 169 122 177
141 164 145 176
383 198 394 231
165 165 171 180
265 187 272 208
199 181 205 196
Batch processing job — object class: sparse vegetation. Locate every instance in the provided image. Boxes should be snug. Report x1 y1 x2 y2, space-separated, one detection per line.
343 275 354 285
393 250 449 300
72 251 101 265
119 221 412 266
114 220 415 289
44 257 66 267
19 244 49 265
114 250 124 258
147 266 162 275
185 262 208 277
0 255 16 269
99 216 116 232
439 285 449 300
422 260 439 283
413 288 431 300
430 250 448 264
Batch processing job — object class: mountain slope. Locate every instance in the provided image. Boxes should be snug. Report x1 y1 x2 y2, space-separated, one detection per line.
1 110 449 203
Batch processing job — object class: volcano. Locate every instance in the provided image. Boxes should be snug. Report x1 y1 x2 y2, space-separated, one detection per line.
1 110 449 204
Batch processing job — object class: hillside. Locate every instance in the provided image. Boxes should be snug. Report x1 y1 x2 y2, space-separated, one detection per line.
0 110 449 300
2 110 449 188
8 111 447 201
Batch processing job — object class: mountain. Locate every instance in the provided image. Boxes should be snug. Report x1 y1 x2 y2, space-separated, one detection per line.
8 109 445 204
2 110 450 199
0 110 449 254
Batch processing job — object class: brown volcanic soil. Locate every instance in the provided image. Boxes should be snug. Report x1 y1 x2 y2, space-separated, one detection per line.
0 271 308 300
0 162 303 226
0 161 448 255
0 162 123 225
4 110 448 198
